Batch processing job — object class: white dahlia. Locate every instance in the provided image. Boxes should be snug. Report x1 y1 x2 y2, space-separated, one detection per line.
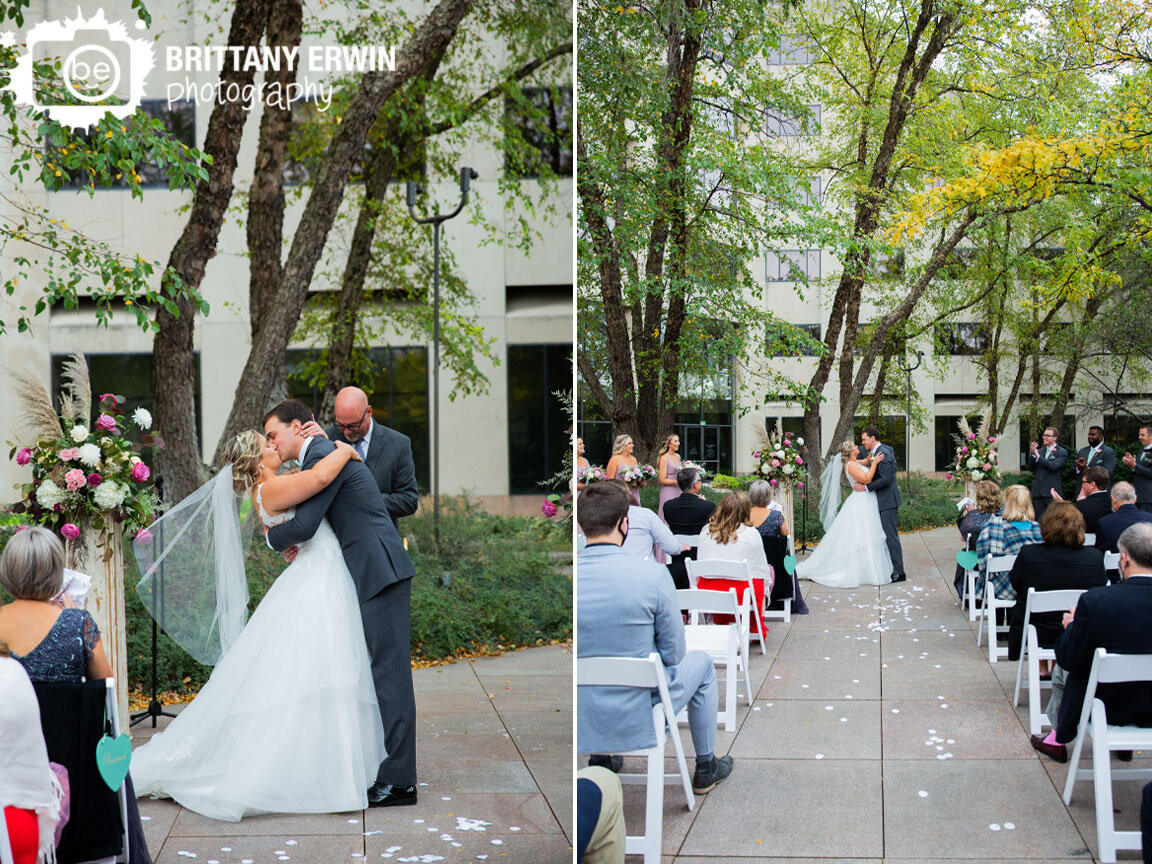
132 407 152 430
78 443 102 467
966 456 980 469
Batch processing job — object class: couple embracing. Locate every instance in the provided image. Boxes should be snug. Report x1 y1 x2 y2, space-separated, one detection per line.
130 398 420 820
797 427 907 588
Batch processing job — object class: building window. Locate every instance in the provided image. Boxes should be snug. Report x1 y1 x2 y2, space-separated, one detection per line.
505 86 573 178
852 415 908 467
766 249 821 282
1102 412 1152 448
768 35 813 65
508 344 571 494
286 347 430 492
765 104 821 137
767 322 822 356
934 414 981 472
49 99 196 188
50 352 202 468
676 399 734 477
935 322 989 356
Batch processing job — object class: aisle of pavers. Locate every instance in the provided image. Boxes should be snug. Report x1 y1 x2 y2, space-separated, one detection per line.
631 526 1149 863
134 644 572 864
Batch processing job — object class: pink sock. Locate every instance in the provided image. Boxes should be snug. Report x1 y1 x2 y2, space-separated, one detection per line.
1043 730 1059 745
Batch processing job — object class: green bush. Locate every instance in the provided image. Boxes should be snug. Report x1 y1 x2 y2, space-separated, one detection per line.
2 498 571 696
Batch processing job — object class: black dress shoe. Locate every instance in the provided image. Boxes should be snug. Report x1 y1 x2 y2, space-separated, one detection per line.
890 573 907 583
367 782 418 807
588 754 624 773
1030 734 1068 763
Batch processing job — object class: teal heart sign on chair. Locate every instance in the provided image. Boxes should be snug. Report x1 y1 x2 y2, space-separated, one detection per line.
96 733 131 791
956 550 978 571
783 555 797 575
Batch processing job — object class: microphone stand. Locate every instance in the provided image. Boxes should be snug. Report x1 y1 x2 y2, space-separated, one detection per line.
131 476 178 729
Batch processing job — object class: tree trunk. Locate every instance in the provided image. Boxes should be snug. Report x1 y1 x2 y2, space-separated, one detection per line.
246 0 303 413
1049 297 1101 432
153 0 271 500
215 0 473 449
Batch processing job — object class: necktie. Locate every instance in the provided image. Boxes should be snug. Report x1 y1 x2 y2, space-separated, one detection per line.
356 440 367 460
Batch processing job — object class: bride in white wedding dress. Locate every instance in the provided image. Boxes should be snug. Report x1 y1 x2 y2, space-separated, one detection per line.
797 440 893 588
130 431 386 821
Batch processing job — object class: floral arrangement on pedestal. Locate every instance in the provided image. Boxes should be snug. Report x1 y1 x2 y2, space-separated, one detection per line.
7 353 162 543
619 463 657 488
753 427 806 492
945 416 1000 484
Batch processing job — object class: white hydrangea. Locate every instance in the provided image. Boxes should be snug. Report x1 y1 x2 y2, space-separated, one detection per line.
70 425 89 443
971 470 984 481
35 478 65 508
77 443 102 468
760 464 771 475
797 437 805 446
782 464 795 475
129 456 141 465
93 480 127 510
966 456 980 469
132 407 152 430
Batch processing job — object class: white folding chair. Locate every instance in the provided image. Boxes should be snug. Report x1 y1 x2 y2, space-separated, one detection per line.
1085 533 1096 546
577 654 695 864
106 678 130 864
1012 587 1087 735
958 533 981 621
686 558 766 655
1061 649 1152 863
976 554 1016 662
677 588 749 730
1104 551 1121 572
672 534 699 551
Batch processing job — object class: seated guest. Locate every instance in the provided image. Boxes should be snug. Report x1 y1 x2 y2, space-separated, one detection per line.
576 766 624 864
749 480 789 537
1096 481 1152 553
0 644 63 864
663 468 716 590
576 482 734 794
955 480 1002 596
697 491 774 596
1006 502 1105 669
608 479 684 562
1072 466 1113 534
1031 522 1152 762
974 484 1043 600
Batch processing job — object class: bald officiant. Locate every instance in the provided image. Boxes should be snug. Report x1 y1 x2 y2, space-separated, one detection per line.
302 387 420 528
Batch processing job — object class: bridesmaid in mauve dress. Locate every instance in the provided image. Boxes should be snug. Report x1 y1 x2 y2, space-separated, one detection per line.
654 433 682 563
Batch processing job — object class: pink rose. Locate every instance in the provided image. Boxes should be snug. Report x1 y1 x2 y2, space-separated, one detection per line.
541 500 558 518
99 393 117 405
64 468 87 492
771 459 781 467
752 451 760 459
968 433 976 440
132 462 151 482
15 447 32 466
88 472 102 486
135 528 154 544
59 447 78 461
945 473 953 480
987 436 996 443
783 440 791 447
95 414 117 432
983 463 991 471
795 456 803 464
769 479 778 486
961 446 969 453
796 481 804 488
60 523 80 540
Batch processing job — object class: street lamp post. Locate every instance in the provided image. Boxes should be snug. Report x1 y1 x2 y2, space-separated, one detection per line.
897 349 925 502
406 167 478 554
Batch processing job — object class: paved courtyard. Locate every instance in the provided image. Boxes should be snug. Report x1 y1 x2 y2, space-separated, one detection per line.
625 526 1149 863
133 644 572 864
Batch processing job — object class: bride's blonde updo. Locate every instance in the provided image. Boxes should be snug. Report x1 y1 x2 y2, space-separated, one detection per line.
220 430 265 496
838 440 857 464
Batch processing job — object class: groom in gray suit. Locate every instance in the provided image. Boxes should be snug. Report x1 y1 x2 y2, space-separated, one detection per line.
853 426 905 582
264 400 419 808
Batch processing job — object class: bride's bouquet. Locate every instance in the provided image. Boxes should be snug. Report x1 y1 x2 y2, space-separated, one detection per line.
7 354 162 543
619 463 657 488
753 427 806 490
946 416 1001 484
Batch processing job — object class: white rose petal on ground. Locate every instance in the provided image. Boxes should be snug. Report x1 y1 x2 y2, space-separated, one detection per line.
989 824 1001 831
918 790 928 798
1004 822 1016 830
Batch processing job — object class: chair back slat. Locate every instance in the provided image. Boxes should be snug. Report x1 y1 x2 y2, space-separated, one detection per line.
578 655 660 689
672 534 698 548
677 588 740 618
1104 551 1121 571
1093 649 1152 685
687 558 750 582
1084 533 1096 546
1025 587 1086 616
987 553 1017 574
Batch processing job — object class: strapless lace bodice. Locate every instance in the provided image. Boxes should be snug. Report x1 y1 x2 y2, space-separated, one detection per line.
257 484 294 527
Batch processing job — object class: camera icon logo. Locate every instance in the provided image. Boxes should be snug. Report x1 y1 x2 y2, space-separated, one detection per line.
3 8 154 130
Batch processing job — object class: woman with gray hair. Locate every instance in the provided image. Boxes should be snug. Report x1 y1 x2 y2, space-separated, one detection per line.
748 479 789 538
0 526 111 683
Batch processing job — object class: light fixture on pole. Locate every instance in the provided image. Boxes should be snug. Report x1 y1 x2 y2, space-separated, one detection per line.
406 167 477 554
896 349 925 502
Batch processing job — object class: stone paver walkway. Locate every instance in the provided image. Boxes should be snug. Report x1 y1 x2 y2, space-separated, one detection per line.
627 527 1149 863
133 644 572 864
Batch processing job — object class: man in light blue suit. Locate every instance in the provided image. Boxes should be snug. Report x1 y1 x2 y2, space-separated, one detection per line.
576 482 734 794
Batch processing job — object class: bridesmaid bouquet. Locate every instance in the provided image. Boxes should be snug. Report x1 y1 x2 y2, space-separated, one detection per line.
753 426 805 489
619 463 657 487
946 416 1000 484
580 465 608 484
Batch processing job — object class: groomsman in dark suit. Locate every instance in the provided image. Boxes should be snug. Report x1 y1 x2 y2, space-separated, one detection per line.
1073 425 1117 485
1027 427 1068 520
1122 423 1152 514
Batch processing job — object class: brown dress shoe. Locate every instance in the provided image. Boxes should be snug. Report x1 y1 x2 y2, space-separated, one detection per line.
1030 734 1068 763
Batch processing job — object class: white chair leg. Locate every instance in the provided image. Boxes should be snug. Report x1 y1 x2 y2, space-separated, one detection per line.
1063 722 1089 806
967 570 979 621
783 598 791 624
1027 634 1044 736
1091 703 1117 863
643 738 665 864
1013 632 1026 707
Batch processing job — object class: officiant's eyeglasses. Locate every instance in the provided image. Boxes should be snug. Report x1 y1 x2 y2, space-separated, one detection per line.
335 407 369 432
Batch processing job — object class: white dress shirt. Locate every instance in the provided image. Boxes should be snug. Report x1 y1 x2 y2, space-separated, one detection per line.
621 505 680 560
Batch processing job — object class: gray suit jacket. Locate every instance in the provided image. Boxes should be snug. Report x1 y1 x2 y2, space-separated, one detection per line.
577 544 687 753
1074 444 1117 480
1027 445 1068 499
267 437 415 603
1132 447 1152 504
327 419 419 528
864 443 901 512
